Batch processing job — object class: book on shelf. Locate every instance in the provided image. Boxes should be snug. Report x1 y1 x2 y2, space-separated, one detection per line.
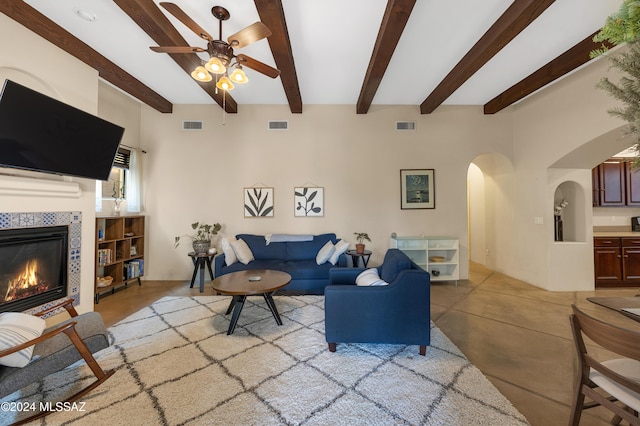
98 248 112 265
125 259 144 279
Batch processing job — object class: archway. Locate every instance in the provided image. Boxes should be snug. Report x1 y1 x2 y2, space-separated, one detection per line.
467 153 516 271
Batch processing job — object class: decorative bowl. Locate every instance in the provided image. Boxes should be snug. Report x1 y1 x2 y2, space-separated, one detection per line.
97 276 113 287
429 256 446 263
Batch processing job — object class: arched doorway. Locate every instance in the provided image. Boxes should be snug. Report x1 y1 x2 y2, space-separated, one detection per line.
467 153 515 271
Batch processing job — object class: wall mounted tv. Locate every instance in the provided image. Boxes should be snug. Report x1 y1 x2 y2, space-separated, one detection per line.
0 79 124 181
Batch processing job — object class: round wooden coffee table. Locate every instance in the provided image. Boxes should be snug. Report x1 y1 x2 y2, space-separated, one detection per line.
211 269 291 335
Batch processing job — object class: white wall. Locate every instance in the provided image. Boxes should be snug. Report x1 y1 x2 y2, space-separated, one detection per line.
2 11 634 294
140 104 513 281
0 14 100 313
506 55 629 290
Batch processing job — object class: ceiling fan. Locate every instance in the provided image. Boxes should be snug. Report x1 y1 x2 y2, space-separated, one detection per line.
150 2 281 91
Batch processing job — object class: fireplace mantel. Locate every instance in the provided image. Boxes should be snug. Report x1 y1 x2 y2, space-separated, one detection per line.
0 174 81 198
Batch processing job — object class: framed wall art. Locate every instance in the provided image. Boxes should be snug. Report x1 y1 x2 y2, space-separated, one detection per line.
244 187 274 217
294 187 324 217
400 169 435 209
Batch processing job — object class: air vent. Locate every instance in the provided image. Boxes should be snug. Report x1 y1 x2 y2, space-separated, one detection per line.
182 120 203 130
268 120 288 130
396 121 416 131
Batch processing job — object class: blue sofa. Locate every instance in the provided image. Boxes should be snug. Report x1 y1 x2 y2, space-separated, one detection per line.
324 249 431 354
214 233 347 294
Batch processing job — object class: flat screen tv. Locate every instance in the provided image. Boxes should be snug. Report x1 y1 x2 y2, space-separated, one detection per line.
0 79 124 181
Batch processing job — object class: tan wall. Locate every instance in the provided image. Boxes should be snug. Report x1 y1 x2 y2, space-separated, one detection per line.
1 11 632 292
0 14 100 313
140 104 513 280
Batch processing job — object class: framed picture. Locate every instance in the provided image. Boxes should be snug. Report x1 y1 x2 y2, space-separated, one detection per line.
294 187 324 217
244 187 274 217
400 169 435 209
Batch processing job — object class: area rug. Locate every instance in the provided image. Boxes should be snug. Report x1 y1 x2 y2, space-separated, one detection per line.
1 296 529 425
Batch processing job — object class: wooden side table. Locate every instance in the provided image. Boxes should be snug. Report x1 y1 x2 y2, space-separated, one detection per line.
345 249 372 268
188 250 216 292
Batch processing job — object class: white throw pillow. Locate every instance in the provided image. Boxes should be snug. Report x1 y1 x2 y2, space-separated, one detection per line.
221 238 238 266
231 238 254 265
356 268 389 286
329 240 350 265
316 241 336 265
0 312 47 368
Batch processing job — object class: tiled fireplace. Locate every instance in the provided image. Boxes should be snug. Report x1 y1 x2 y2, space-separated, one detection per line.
0 212 81 313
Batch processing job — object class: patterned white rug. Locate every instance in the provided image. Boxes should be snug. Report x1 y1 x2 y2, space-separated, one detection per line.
2 296 529 425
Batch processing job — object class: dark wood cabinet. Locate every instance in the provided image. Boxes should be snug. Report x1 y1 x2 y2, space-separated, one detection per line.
598 160 625 206
593 159 640 206
594 237 640 287
625 162 640 206
623 237 640 281
594 238 622 286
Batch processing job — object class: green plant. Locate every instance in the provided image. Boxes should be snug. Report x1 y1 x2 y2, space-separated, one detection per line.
354 232 371 245
592 0 640 57
592 1 640 168
174 222 221 248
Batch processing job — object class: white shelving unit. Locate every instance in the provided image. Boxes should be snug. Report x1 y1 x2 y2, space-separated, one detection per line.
389 236 459 284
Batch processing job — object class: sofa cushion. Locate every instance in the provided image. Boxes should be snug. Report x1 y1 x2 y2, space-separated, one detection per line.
380 249 412 283
356 268 389 286
316 240 335 265
237 234 287 260
330 240 350 265
221 237 238 266
286 233 337 261
231 239 255 265
0 313 46 368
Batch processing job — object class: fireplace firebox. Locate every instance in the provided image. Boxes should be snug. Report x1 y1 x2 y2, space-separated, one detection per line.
0 226 68 312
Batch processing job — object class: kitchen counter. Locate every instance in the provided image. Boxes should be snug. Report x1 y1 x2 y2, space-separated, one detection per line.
594 232 640 237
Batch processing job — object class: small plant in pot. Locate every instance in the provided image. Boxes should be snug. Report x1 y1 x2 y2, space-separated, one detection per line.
175 222 221 254
353 232 371 254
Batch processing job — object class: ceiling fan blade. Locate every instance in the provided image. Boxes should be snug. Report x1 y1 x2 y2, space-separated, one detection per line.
228 22 272 48
160 2 213 42
150 46 206 53
236 54 280 78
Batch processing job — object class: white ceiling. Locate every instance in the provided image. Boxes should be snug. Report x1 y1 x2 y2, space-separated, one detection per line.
23 0 622 108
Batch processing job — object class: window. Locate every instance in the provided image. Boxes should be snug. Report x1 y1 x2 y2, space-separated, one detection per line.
101 148 130 199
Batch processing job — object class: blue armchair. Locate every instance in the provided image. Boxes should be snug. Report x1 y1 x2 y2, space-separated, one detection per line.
324 249 431 355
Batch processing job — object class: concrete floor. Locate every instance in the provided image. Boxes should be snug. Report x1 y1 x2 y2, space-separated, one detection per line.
95 262 640 426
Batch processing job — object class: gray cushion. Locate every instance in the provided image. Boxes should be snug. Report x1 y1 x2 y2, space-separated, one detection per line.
0 312 110 397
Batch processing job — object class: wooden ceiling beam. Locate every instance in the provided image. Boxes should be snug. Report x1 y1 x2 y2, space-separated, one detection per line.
114 0 236 113
484 31 615 114
420 0 555 114
254 0 302 113
357 0 416 114
0 0 173 113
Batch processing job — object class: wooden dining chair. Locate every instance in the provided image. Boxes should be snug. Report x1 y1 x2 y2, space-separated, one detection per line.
569 304 640 425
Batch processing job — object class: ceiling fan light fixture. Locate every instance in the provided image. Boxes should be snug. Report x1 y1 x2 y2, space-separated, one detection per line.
191 66 212 82
205 56 226 75
229 66 248 84
216 76 235 91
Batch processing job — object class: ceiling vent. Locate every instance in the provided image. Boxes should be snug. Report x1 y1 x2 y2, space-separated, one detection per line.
268 120 288 130
182 120 203 130
396 121 416 131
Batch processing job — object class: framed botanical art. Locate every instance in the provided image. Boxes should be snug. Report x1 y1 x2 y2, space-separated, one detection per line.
244 187 274 217
400 169 435 209
294 187 324 217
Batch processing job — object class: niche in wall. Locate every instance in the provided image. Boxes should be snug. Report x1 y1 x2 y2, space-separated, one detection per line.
554 181 585 243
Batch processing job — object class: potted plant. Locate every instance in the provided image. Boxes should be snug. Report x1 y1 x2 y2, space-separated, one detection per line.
353 232 371 254
175 222 221 254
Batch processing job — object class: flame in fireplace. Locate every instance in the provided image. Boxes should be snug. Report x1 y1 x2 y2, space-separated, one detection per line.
5 260 51 302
